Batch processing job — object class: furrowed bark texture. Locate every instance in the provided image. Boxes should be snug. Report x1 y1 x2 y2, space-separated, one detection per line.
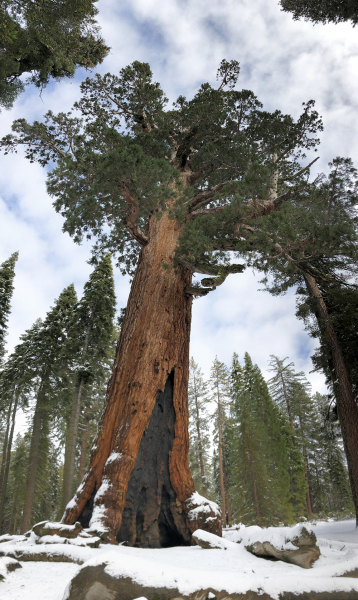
304 273 358 525
62 212 195 545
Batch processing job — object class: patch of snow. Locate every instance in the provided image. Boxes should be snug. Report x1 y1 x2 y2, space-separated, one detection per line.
65 482 85 511
105 452 122 465
95 478 111 500
43 522 79 531
88 504 108 533
36 535 100 547
0 561 79 600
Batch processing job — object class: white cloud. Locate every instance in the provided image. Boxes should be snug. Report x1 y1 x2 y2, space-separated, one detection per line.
2 0 357 400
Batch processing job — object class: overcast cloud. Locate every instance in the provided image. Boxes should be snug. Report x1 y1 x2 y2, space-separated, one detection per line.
1 0 358 406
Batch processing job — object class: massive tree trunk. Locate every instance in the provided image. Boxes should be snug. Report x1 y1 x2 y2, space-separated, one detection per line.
62 211 196 546
304 273 358 525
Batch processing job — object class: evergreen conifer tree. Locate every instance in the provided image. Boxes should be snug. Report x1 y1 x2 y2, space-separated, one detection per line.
0 251 18 364
61 254 116 512
268 357 318 516
209 357 230 524
249 157 358 523
188 357 211 498
312 392 353 514
228 352 305 525
19 284 77 533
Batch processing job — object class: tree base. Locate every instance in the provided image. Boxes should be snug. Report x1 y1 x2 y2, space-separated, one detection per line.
78 371 192 548
117 371 191 548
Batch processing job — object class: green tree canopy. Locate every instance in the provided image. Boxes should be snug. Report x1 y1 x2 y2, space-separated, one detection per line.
280 0 358 25
0 0 109 109
0 251 18 365
1 60 323 290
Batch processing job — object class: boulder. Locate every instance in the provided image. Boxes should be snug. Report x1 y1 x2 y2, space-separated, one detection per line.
247 527 320 569
63 563 358 600
0 548 84 564
0 556 22 581
32 521 83 539
185 492 222 538
192 530 233 550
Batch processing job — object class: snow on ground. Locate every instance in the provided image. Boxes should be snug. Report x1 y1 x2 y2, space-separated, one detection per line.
0 519 358 600
1 562 79 600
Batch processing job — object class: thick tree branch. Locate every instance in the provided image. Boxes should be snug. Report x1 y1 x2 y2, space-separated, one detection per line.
119 182 149 246
183 261 245 296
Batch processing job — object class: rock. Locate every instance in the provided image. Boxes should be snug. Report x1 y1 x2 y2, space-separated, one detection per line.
0 557 22 581
63 563 358 600
247 527 320 569
0 549 84 564
32 520 83 539
192 530 232 550
185 492 222 539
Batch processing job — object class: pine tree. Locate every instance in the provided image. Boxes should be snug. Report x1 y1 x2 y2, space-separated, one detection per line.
250 157 358 523
0 251 18 364
280 0 358 25
6 433 29 534
0 0 109 110
209 357 231 524
1 60 324 544
61 254 116 512
268 357 318 516
312 393 353 514
188 358 211 498
228 353 305 526
20 284 77 533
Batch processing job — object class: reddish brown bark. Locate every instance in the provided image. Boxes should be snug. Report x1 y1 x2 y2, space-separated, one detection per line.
304 273 358 525
62 211 196 544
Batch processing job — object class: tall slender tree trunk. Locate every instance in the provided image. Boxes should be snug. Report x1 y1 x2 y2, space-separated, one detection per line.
304 273 358 525
78 406 91 482
21 389 45 533
0 393 18 531
61 323 92 512
0 398 13 496
62 211 195 546
252 474 261 526
223 467 232 525
218 420 226 527
61 377 85 512
298 415 312 518
194 395 207 498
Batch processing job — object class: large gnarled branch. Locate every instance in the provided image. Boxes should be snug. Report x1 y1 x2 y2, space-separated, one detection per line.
119 182 149 246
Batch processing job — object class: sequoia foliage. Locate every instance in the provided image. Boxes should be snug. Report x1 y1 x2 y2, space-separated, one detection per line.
0 0 109 109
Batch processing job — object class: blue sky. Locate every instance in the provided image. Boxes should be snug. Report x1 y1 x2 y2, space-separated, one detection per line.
1 0 358 394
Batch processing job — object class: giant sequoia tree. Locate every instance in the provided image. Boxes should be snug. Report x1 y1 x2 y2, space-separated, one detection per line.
1 60 323 546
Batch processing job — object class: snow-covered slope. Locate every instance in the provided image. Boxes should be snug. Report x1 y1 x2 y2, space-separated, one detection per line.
0 519 358 600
